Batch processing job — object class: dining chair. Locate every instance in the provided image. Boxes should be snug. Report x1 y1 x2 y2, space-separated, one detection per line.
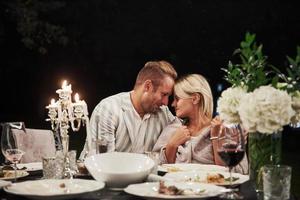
12 128 56 163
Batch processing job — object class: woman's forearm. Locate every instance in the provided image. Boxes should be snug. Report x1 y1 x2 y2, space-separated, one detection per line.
211 140 225 166
165 143 178 163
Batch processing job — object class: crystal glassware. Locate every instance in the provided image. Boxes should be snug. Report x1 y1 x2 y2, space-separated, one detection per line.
217 123 245 199
1 122 26 182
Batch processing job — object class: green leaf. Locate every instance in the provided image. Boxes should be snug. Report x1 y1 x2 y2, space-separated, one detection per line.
222 32 272 92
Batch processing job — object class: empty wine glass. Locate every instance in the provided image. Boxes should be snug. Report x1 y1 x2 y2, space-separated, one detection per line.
217 123 245 199
1 122 26 182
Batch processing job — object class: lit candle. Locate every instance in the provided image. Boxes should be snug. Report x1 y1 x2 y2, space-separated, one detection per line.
62 80 72 92
74 93 80 103
46 98 58 109
62 80 67 89
56 80 72 100
73 93 84 114
73 93 84 106
74 93 88 114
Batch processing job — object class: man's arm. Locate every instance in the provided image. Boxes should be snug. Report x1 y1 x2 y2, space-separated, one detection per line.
80 100 118 158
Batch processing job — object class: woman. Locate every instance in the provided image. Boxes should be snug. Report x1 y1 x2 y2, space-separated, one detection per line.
153 74 248 174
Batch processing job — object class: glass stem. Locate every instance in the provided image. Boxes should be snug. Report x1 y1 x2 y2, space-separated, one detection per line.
14 163 17 182
229 167 233 188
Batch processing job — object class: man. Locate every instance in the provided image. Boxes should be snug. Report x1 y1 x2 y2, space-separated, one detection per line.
80 60 178 157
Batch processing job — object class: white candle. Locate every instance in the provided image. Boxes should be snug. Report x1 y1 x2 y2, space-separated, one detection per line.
62 80 67 89
46 98 58 109
56 80 72 100
62 81 72 92
73 93 84 106
74 93 80 103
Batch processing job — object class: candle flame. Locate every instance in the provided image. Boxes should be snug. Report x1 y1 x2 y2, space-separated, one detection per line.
74 93 80 102
51 99 55 105
62 80 67 89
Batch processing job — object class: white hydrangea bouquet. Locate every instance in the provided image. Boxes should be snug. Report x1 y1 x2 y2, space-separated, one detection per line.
238 86 294 134
217 33 299 132
217 86 247 124
217 32 299 191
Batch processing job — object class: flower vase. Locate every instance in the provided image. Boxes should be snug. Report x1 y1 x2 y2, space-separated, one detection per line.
248 131 282 192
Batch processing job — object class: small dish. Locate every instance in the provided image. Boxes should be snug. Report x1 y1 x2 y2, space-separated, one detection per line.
16 162 43 172
163 170 249 186
0 170 29 181
4 179 105 200
124 181 226 199
158 164 228 174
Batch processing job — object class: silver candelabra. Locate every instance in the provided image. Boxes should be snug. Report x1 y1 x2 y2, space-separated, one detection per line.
46 80 89 178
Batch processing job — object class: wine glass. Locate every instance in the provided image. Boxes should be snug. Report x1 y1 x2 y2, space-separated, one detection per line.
1 122 26 182
217 123 245 199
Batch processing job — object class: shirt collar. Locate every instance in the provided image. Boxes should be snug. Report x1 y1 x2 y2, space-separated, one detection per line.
121 91 151 120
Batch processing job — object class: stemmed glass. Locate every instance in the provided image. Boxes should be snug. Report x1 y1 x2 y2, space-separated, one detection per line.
217 123 245 199
1 122 26 182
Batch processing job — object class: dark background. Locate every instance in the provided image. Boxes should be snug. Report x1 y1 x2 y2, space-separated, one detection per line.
0 0 299 194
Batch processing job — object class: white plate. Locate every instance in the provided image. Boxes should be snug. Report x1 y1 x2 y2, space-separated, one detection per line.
164 170 249 186
158 164 228 173
17 162 43 171
0 180 11 189
124 181 226 199
0 170 29 181
4 179 105 200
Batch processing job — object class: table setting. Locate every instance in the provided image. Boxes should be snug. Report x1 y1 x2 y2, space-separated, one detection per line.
1 152 297 200
0 153 249 200
0 81 297 200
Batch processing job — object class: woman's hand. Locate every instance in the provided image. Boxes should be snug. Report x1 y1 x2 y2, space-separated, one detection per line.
168 126 191 147
165 126 191 163
210 115 222 138
210 116 225 166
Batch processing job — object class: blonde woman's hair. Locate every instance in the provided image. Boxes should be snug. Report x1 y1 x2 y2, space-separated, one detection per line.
174 74 213 120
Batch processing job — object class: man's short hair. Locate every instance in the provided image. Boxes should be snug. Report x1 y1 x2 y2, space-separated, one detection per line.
134 60 177 89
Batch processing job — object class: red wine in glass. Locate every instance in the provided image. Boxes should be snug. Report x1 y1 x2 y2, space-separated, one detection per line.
218 143 245 167
217 124 245 199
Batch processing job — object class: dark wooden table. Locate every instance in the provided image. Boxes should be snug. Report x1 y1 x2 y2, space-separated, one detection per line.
0 171 296 200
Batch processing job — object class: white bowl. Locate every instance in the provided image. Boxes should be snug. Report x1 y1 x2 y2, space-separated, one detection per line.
84 152 154 188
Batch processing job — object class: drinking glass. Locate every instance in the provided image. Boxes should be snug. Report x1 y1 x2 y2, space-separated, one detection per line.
263 165 292 200
95 133 115 154
1 122 26 181
217 123 245 199
144 151 160 174
95 136 109 154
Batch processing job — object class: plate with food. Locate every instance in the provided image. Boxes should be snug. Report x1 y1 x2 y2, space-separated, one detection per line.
158 163 228 173
4 179 105 200
0 170 29 181
16 162 43 172
163 170 249 186
124 181 227 199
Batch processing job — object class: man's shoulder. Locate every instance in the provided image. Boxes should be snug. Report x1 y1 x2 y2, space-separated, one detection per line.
100 92 129 104
94 92 129 111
